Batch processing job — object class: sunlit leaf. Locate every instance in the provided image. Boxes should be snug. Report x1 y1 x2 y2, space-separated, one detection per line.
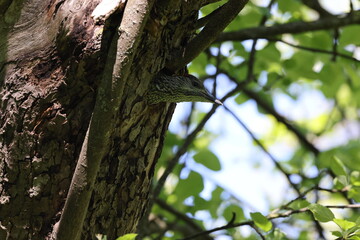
193 149 221 171
267 228 287 240
334 175 348 189
333 218 356 231
116 233 137 240
250 212 273 232
348 187 360 202
224 205 245 223
351 171 360 186
308 204 334 222
288 199 310 210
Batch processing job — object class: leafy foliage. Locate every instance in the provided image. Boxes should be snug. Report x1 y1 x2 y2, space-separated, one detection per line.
145 1 360 239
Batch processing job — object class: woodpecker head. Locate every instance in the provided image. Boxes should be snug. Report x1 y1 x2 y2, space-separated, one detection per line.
146 73 222 105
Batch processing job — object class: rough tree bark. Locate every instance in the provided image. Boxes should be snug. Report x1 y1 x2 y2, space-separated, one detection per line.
0 0 247 239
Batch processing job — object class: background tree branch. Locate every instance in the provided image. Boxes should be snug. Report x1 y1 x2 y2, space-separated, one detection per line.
166 0 249 72
216 11 360 42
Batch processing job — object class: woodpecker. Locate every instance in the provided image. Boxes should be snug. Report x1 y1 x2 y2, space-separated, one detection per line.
146 72 222 105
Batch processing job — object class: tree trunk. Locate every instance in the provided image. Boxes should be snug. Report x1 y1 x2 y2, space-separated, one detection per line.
0 0 206 239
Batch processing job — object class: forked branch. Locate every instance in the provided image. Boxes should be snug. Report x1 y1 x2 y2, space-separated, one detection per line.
166 0 249 72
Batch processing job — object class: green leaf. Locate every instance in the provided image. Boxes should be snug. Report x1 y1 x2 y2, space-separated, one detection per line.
334 175 348 189
226 3 262 29
258 44 281 63
340 25 360 46
223 205 245 223
267 228 287 240
211 186 223 202
288 199 310 210
193 196 210 211
330 156 347 176
331 231 343 237
188 52 207 76
309 31 332 50
250 212 273 232
209 187 223 218
235 93 248 105
351 171 360 186
333 218 356 231
116 233 137 240
308 204 334 222
283 51 318 80
165 132 182 146
319 62 343 98
348 186 360 202
255 43 281 73
174 171 204 201
277 0 302 13
193 149 221 171
200 0 227 16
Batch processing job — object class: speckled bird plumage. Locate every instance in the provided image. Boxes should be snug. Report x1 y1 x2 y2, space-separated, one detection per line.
146 73 222 105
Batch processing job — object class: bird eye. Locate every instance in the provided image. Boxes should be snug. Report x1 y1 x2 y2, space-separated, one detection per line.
192 81 201 88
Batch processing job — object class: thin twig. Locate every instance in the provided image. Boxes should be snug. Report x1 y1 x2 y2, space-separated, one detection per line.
251 225 266 240
153 85 245 200
267 38 360 62
223 67 320 155
141 83 248 235
155 198 213 239
246 0 276 82
181 204 360 240
166 0 249 71
223 105 301 195
242 87 320 155
332 28 339 61
184 103 195 135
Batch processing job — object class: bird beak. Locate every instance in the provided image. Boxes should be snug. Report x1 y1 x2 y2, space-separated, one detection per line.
215 99 223 105
202 91 223 105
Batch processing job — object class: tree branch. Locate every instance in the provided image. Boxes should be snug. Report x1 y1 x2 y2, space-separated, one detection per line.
223 105 301 195
181 204 360 240
216 11 360 42
166 0 249 72
195 5 224 29
152 84 245 201
0 0 13 15
223 72 320 155
241 88 320 155
155 198 213 239
54 1 154 239
138 84 247 234
245 0 276 82
267 38 360 62
200 0 223 7
153 105 219 199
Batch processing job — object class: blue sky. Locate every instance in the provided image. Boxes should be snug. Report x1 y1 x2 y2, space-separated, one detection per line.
166 1 359 238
